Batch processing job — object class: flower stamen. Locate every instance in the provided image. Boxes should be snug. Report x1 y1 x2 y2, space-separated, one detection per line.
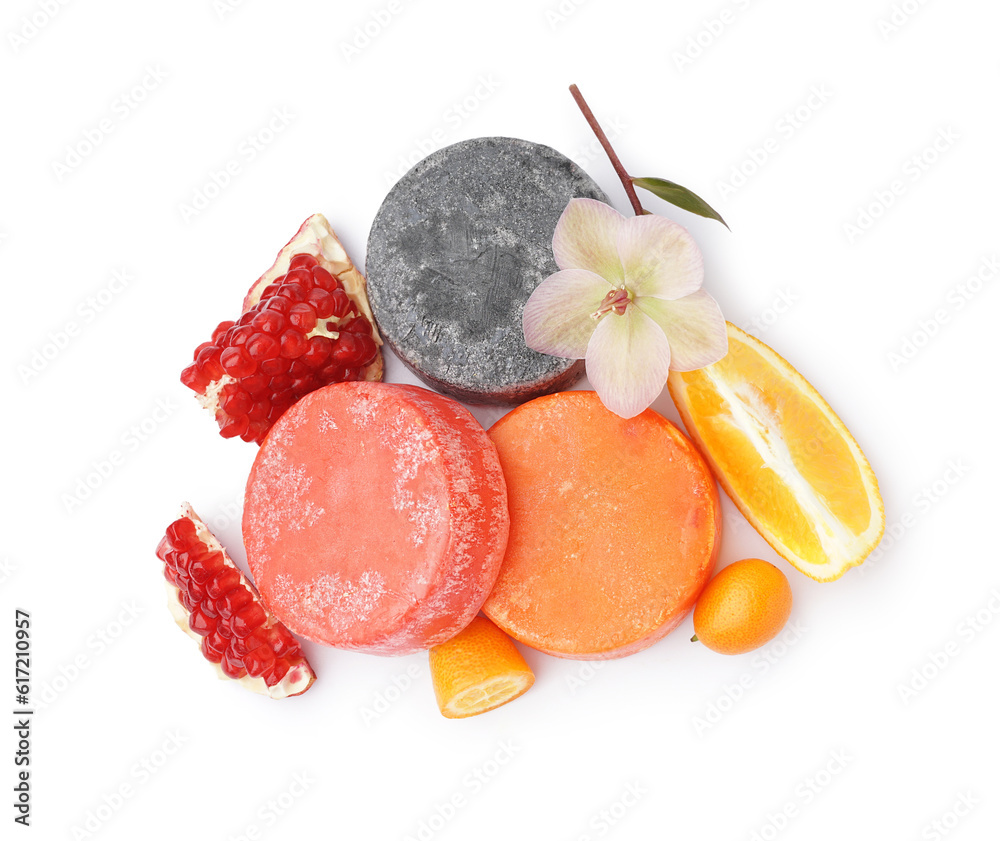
591 287 632 320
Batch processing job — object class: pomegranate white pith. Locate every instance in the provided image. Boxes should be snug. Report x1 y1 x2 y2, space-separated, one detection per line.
157 503 315 699
181 214 384 444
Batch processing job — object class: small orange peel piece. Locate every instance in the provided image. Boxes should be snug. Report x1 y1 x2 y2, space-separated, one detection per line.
429 616 535 719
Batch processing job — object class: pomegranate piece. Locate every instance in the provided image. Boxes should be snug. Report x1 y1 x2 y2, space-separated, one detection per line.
156 502 315 699
181 214 384 444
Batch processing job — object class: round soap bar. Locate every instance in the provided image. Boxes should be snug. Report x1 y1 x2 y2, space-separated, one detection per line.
366 136 609 404
243 382 509 655
482 391 721 659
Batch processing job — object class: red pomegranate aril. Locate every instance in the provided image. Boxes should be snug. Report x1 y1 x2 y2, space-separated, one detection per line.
189 550 225 584
219 385 254 417
218 587 253 618
216 621 233 639
331 333 376 367
263 296 291 314
342 366 364 381
246 397 272 423
258 356 290 377
180 364 209 391
238 311 255 326
196 347 224 379
212 320 236 342
289 253 317 270
268 373 294 393
188 604 218 636
165 519 197 548
278 282 306 302
311 265 338 289
252 309 287 335
206 567 242 600
244 645 276 678
287 303 318 332
232 603 266 638
201 635 226 664
317 362 347 382
221 649 248 679
302 336 332 367
259 285 279 300
263 659 291 686
219 414 250 439
280 329 309 359
241 374 269 396
340 315 372 335
246 333 281 361
185 578 208 603
164 565 179 586
306 289 335 319
329 288 352 318
229 325 253 347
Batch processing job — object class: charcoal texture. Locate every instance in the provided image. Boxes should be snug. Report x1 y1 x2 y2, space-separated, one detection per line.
366 137 610 404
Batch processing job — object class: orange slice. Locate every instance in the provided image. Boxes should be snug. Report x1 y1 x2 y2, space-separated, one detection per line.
429 616 534 718
668 323 884 581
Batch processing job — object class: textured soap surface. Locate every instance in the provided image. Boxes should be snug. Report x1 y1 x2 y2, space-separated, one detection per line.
482 391 721 660
366 136 609 404
243 382 509 655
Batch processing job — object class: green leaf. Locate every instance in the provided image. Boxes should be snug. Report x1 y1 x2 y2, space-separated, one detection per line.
631 176 730 230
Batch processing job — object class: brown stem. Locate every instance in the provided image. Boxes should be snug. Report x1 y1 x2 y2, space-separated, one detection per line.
569 84 644 216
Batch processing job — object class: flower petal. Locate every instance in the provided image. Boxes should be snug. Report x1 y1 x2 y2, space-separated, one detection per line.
552 198 626 283
585 306 671 419
522 269 613 358
616 214 704 300
634 290 729 371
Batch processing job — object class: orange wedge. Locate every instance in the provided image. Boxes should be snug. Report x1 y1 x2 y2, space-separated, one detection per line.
429 616 534 718
667 323 884 581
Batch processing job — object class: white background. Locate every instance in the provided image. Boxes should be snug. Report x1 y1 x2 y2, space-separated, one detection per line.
3 0 998 838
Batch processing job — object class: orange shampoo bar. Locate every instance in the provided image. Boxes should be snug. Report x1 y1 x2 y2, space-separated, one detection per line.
244 382 509 655
482 391 720 659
